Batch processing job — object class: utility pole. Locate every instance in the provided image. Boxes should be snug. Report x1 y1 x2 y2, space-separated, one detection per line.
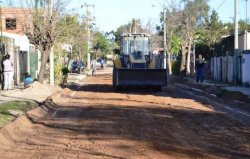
245 0 248 50
193 41 196 75
0 0 3 89
0 0 2 54
163 3 167 70
81 3 94 70
234 0 239 84
48 0 54 86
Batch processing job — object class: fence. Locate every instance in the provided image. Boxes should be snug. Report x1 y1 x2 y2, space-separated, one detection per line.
211 55 242 83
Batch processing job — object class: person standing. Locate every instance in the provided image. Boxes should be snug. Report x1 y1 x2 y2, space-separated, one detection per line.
1 56 6 90
3 54 13 90
196 54 206 83
91 58 97 76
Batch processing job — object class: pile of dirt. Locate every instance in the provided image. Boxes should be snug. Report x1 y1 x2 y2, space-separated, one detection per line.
24 81 55 94
5 81 61 102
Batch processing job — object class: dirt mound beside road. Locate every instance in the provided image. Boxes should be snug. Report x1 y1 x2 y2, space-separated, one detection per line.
3 81 61 102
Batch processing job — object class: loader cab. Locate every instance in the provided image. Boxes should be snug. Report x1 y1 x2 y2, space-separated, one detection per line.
120 33 150 68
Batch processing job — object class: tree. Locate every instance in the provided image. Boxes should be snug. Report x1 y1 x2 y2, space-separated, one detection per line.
92 32 110 58
112 24 130 54
161 0 209 76
163 1 184 75
55 14 87 82
7 0 70 83
182 0 209 75
58 15 88 62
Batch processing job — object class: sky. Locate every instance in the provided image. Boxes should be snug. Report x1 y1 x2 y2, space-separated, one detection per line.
67 0 163 32
66 0 249 33
2 0 249 32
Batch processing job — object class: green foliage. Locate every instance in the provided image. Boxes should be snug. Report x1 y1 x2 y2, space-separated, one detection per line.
57 15 81 43
54 63 62 84
172 55 181 75
205 10 224 46
0 101 36 113
0 101 37 128
0 114 13 128
171 35 181 55
61 66 69 76
93 32 111 58
57 15 88 62
223 20 250 35
93 32 109 51
113 24 130 47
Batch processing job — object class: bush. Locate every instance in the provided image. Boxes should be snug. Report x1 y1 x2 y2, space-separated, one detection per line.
172 61 181 75
61 67 69 76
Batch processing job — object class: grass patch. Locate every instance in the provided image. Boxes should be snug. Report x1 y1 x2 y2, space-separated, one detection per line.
0 101 37 128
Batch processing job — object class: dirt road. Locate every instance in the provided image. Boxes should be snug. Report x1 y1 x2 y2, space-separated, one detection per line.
0 67 249 159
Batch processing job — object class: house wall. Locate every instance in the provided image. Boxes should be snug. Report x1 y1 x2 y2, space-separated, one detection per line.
1 8 32 35
239 34 245 51
0 8 42 87
242 52 250 85
238 32 250 51
246 32 250 50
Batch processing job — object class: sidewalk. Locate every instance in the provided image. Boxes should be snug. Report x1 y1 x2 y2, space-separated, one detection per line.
189 78 250 97
0 94 21 104
223 86 250 97
67 73 86 83
0 72 89 105
0 82 59 105
0 86 26 104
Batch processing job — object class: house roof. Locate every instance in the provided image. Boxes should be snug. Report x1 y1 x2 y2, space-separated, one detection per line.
3 32 30 51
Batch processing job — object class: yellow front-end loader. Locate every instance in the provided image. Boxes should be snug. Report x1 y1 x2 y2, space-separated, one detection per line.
112 33 167 90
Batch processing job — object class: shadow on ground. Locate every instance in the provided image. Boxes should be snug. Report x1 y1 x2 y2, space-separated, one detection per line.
29 95 250 159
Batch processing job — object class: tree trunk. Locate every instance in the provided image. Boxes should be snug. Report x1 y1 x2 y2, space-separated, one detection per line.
186 39 192 75
180 45 187 77
38 49 50 83
167 52 172 75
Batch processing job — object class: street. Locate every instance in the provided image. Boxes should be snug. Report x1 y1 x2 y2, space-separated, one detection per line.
0 67 249 159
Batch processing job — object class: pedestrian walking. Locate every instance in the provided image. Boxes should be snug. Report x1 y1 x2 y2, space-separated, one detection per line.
100 59 104 69
3 54 13 90
196 54 206 83
91 58 97 76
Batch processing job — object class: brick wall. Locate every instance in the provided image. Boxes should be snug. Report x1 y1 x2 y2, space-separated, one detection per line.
1 8 32 35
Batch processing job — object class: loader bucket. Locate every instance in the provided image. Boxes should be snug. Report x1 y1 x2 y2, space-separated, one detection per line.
113 68 167 88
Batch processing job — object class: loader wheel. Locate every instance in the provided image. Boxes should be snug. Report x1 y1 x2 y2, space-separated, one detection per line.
152 86 162 91
112 67 119 90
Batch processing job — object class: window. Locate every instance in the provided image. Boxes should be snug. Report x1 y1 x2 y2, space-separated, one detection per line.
5 18 17 30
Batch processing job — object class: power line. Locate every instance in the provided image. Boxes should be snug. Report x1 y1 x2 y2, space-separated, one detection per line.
216 0 226 11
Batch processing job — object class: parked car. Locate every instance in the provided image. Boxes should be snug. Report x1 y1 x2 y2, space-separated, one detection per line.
71 60 85 73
